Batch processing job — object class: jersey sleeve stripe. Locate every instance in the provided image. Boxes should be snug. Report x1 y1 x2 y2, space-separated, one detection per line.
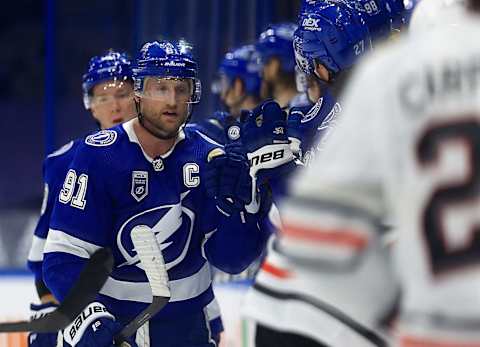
100 261 212 303
201 228 217 260
399 336 480 347
204 298 221 321
44 228 102 259
27 235 46 262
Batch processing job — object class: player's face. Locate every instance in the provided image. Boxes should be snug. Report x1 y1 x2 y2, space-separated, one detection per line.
90 80 136 129
260 57 279 99
137 77 192 139
220 77 244 111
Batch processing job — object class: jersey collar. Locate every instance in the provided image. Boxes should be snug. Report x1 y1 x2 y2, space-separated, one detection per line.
122 119 186 162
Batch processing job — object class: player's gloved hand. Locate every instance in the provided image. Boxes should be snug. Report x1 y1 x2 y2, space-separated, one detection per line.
205 120 252 216
28 302 59 347
62 302 137 347
241 100 296 185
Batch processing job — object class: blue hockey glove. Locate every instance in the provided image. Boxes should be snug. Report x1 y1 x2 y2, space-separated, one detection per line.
242 100 297 185
205 120 252 216
28 302 59 347
62 302 137 347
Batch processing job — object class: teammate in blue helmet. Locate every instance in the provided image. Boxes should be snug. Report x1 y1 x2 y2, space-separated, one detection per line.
196 45 262 144
27 50 136 347
214 44 262 117
43 39 268 347
82 50 136 128
301 0 407 41
256 23 310 109
294 2 371 94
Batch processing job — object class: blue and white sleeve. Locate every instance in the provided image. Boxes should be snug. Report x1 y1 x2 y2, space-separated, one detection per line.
43 147 113 302
27 160 58 298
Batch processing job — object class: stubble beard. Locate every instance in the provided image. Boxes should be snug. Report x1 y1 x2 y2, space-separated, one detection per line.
140 108 187 140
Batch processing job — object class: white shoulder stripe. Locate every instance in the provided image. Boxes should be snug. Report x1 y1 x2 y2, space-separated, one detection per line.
27 235 46 262
44 228 101 259
195 130 224 148
47 141 74 158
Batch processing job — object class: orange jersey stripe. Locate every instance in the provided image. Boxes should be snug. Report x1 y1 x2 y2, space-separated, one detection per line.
261 261 291 279
282 223 369 249
401 336 480 347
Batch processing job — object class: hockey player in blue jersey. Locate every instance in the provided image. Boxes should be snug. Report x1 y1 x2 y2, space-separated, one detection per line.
26 50 136 347
196 44 263 144
43 40 268 347
214 44 263 118
287 0 374 165
256 23 310 110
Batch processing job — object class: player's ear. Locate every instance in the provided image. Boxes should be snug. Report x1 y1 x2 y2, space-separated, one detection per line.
314 63 329 82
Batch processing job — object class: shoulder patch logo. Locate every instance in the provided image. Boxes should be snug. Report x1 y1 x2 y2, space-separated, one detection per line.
85 130 117 147
131 171 148 202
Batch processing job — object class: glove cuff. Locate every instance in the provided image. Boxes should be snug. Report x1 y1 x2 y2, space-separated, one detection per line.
63 302 114 346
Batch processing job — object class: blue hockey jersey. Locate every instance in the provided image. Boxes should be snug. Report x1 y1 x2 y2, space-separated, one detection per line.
27 140 81 285
288 89 341 163
43 119 267 344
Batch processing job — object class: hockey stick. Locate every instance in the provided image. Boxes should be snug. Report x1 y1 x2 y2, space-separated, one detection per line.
114 225 171 346
0 248 114 333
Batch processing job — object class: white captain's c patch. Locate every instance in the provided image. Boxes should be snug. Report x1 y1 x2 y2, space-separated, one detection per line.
85 130 118 147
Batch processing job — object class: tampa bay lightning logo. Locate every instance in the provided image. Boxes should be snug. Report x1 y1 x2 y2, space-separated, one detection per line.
117 191 194 270
85 130 117 147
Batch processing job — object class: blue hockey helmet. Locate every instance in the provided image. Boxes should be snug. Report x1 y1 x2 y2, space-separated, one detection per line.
294 2 372 78
214 44 262 96
132 39 201 104
343 0 398 39
82 50 133 109
256 23 297 72
302 0 397 40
